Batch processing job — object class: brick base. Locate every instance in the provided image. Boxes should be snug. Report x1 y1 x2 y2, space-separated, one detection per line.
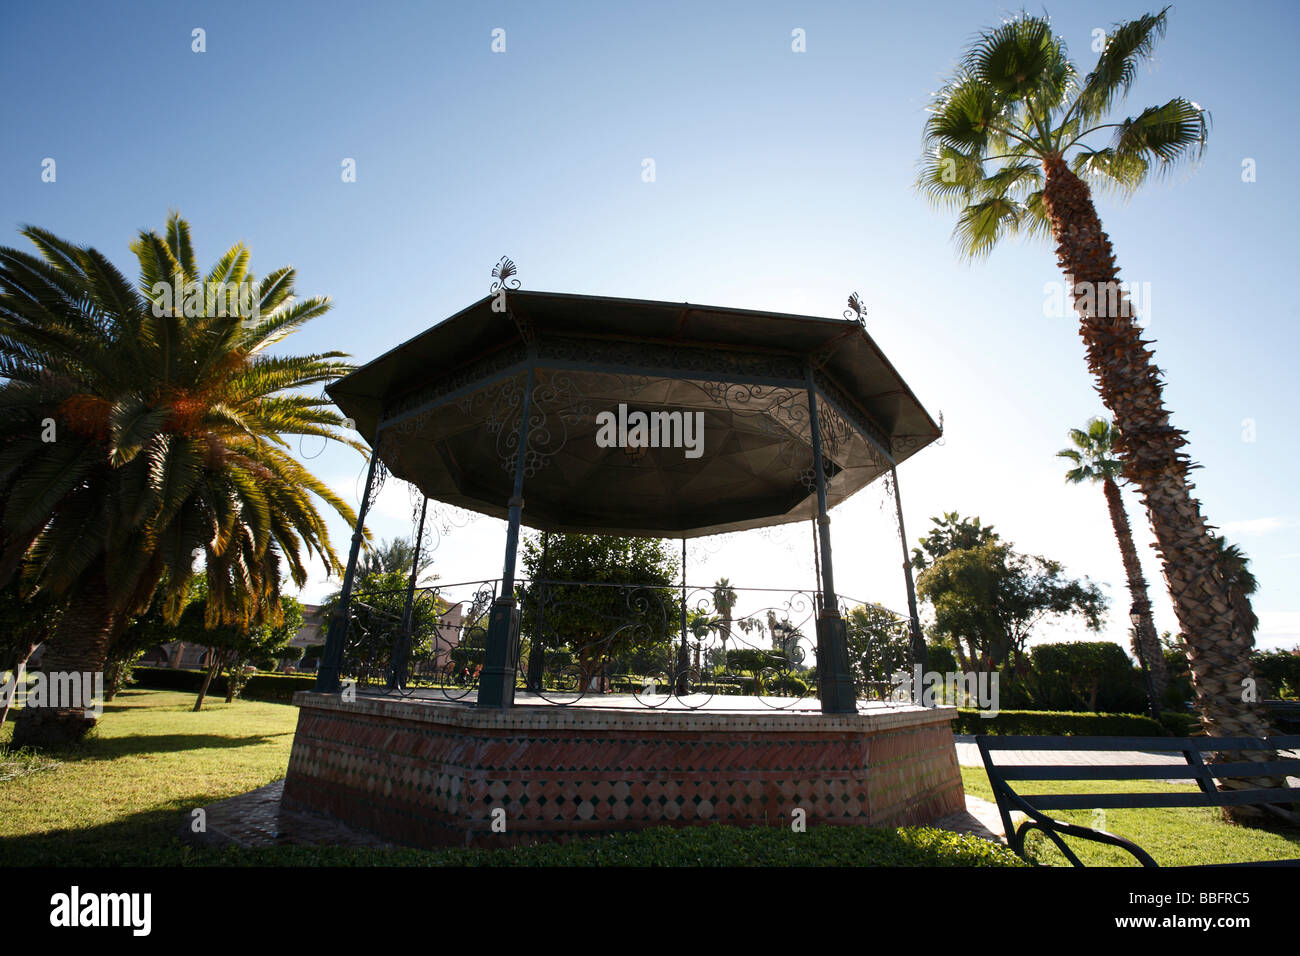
283 693 965 849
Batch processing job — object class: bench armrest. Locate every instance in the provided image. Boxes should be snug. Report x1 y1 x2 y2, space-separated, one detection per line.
992 783 1159 867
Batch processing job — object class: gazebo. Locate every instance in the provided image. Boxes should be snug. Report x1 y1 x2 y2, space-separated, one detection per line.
285 266 964 847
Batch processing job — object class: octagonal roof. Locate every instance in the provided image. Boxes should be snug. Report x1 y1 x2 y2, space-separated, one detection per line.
327 291 941 537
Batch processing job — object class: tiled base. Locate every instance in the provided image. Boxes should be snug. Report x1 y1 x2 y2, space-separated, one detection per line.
283 692 965 849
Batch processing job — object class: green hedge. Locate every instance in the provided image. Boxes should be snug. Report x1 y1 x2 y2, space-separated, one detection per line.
129 666 318 703
1158 710 1201 737
952 708 1168 736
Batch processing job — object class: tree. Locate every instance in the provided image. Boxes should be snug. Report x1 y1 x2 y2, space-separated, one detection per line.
0 214 359 746
918 9 1270 748
359 537 431 580
1159 630 1195 711
1024 641 1146 713
1058 416 1168 707
518 533 680 689
845 603 913 698
1253 647 1300 701
1209 536 1259 655
917 538 1107 677
0 582 60 727
321 566 442 686
911 512 998 572
711 578 737 649
179 592 304 710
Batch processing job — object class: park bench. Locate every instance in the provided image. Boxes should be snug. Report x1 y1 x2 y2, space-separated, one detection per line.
976 734 1300 866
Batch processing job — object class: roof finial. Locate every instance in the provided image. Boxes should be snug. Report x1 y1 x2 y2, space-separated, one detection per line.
490 256 533 342
844 291 867 328
490 256 521 294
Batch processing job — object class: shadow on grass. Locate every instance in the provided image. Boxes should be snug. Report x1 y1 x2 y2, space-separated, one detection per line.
10 731 293 764
1 809 1028 868
0 804 202 866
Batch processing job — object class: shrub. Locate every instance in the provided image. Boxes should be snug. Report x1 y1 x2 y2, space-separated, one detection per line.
103 647 146 702
1253 648 1300 699
952 708 1167 736
1158 710 1201 737
926 642 957 674
128 666 318 703
1020 641 1146 713
199 823 1025 868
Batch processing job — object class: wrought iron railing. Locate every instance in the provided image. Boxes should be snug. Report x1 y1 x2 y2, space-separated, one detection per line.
335 577 915 709
338 577 497 700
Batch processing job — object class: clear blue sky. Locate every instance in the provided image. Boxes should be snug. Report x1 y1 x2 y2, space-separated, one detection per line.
2 0 1297 650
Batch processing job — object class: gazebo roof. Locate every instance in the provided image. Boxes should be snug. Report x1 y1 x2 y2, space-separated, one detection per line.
327 290 941 537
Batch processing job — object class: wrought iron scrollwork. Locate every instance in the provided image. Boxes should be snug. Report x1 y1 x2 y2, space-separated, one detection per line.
334 575 916 711
490 256 534 343
338 578 498 700
843 291 868 326
517 579 825 710
490 256 521 294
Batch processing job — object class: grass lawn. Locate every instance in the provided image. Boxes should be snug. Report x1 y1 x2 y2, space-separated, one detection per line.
960 765 1300 866
0 688 1018 867
6 688 1293 867
1 689 299 866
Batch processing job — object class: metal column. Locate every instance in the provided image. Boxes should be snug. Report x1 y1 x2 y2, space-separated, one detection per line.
316 428 383 694
890 466 929 675
805 370 857 714
479 366 536 708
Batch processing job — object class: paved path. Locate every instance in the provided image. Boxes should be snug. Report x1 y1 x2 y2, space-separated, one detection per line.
182 780 394 850
951 734 1185 769
932 796 1007 843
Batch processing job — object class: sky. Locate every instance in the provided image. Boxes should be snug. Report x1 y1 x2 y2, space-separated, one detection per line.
2 0 1297 653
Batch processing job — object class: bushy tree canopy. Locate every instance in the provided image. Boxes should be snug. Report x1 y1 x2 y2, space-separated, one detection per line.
917 536 1107 673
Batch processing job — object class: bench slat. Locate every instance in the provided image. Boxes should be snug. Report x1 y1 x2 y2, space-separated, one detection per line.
1202 760 1300 779
977 734 1300 752
1019 788 1299 811
978 736 1185 751
996 760 1300 782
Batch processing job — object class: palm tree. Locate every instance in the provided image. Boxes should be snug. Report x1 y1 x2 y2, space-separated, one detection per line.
359 536 430 580
1058 416 1168 710
1209 536 1259 654
918 9 1275 751
711 577 738 651
0 214 360 746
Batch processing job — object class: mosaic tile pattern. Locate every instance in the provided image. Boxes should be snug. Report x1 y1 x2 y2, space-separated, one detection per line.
283 696 965 848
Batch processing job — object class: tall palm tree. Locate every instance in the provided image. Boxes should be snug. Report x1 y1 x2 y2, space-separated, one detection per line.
359 536 428 580
1209 536 1259 655
918 10 1275 753
0 214 361 746
1058 416 1168 709
711 577 737 647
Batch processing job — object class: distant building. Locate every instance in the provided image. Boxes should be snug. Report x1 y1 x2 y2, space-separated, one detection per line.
138 604 328 672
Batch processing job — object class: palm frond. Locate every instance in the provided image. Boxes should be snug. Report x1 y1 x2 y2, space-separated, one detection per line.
1111 97 1210 178
1076 8 1170 123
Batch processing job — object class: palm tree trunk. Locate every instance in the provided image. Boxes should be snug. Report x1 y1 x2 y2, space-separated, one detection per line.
1101 475 1169 707
10 573 115 748
1041 155 1286 811
194 651 224 712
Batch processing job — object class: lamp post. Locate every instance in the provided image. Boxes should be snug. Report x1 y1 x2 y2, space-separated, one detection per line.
1130 601 1161 721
